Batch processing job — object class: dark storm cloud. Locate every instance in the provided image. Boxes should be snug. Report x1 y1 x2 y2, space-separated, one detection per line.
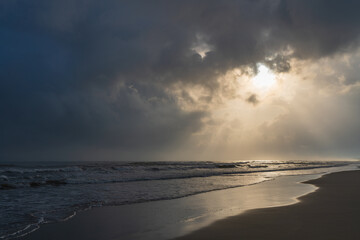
264 55 291 73
274 0 360 58
246 94 260 106
1 0 360 160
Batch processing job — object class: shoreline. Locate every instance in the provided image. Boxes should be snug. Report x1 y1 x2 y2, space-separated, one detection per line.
175 170 360 240
18 173 321 240
18 168 359 240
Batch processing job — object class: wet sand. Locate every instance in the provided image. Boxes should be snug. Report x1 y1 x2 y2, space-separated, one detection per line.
175 170 360 240
20 170 360 240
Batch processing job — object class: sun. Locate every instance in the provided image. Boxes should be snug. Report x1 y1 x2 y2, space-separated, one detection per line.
252 64 276 90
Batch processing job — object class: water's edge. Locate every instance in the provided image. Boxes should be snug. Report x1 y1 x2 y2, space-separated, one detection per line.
18 163 360 240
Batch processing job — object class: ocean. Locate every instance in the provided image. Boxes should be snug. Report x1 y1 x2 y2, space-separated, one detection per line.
0 160 357 239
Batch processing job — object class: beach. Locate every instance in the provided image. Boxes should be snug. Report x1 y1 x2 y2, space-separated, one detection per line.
4 1 360 240
176 170 360 240
3 160 351 239
18 168 360 240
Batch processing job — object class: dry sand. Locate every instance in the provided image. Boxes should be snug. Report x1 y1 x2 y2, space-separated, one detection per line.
175 170 360 240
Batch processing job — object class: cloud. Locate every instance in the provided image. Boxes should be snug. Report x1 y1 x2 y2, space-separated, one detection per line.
264 54 291 73
1 0 360 161
246 94 260 106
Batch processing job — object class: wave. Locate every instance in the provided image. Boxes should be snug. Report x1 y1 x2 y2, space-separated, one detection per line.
0 166 83 174
0 161 347 191
1 160 357 240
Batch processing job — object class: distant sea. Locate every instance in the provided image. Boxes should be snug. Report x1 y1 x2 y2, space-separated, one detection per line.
0 160 356 239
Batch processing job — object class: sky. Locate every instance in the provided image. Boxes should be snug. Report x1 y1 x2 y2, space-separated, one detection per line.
1 0 360 162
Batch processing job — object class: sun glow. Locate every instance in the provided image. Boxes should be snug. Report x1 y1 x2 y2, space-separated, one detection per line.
252 64 276 90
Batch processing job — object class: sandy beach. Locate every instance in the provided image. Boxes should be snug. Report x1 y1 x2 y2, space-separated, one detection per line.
18 169 360 240
176 170 360 240
4 1 360 240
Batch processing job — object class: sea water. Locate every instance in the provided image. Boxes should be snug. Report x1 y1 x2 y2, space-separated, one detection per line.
0 160 357 239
